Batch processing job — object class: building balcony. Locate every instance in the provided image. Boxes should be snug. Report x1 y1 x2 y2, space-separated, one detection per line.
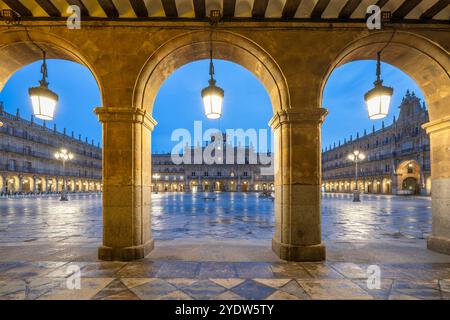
0 164 101 179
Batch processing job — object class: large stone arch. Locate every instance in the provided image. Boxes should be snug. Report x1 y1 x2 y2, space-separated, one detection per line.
0 29 104 102
321 30 450 255
320 31 449 122
133 30 290 116
396 160 422 194
99 28 330 262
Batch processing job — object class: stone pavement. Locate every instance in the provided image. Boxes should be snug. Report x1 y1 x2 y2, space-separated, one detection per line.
0 193 448 300
0 259 449 300
0 193 433 243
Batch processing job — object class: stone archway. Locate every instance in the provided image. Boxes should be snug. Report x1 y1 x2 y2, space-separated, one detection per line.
133 30 290 116
96 29 327 262
397 160 422 195
321 30 450 255
0 30 103 97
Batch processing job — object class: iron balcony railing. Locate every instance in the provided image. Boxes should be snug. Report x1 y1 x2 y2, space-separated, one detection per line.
0 164 102 179
0 112 102 159
0 144 102 169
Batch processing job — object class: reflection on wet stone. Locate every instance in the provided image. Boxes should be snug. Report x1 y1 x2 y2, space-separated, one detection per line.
0 193 449 300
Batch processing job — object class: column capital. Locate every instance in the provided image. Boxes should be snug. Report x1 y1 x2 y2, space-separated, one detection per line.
269 108 328 129
422 116 450 134
94 107 157 131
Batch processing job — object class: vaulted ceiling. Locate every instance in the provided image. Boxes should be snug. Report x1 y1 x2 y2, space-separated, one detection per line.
0 0 448 21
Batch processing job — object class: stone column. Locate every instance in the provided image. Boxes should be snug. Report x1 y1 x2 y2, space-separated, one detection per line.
270 108 327 261
18 176 23 193
391 173 399 195
423 118 450 255
95 107 156 261
32 176 37 194
1 176 6 193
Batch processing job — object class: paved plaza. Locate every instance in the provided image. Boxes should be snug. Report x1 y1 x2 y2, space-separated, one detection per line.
0 193 449 300
0 192 433 243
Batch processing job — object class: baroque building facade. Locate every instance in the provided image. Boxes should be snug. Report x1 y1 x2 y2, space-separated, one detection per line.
322 91 431 196
0 103 102 195
152 134 274 192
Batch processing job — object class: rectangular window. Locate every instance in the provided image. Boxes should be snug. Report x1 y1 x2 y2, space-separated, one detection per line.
8 159 16 171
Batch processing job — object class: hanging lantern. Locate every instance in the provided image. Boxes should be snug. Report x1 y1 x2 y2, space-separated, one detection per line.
201 49 224 120
364 52 393 120
29 51 58 121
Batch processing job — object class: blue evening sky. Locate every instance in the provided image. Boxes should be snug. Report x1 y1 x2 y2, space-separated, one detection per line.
0 59 424 152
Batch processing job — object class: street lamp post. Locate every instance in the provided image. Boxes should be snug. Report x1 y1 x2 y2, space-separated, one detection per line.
153 174 160 193
54 149 74 201
348 150 365 202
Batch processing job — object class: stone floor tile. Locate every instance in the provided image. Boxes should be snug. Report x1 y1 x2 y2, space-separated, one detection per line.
46 261 125 278
2 261 68 279
352 279 394 300
127 278 178 300
439 279 450 300
329 262 370 279
97 290 141 300
198 262 237 279
179 279 227 300
92 279 130 300
266 290 301 300
45 262 91 278
234 262 274 279
300 263 345 279
37 278 114 300
0 277 66 300
120 278 155 289
0 261 25 273
156 262 201 278
115 261 163 278
392 264 450 281
209 278 245 289
80 262 126 277
158 290 194 300
279 280 311 299
389 280 442 300
253 278 291 289
270 263 313 279
230 280 275 300
214 291 245 300
298 279 374 300
166 278 198 288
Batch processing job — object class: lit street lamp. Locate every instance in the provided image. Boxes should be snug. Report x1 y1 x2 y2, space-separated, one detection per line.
153 174 160 193
29 51 59 121
348 150 366 202
54 149 74 201
201 10 224 120
201 51 224 119
364 51 393 120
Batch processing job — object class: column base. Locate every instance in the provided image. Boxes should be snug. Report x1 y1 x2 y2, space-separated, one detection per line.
428 235 450 255
98 239 154 261
272 238 326 261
